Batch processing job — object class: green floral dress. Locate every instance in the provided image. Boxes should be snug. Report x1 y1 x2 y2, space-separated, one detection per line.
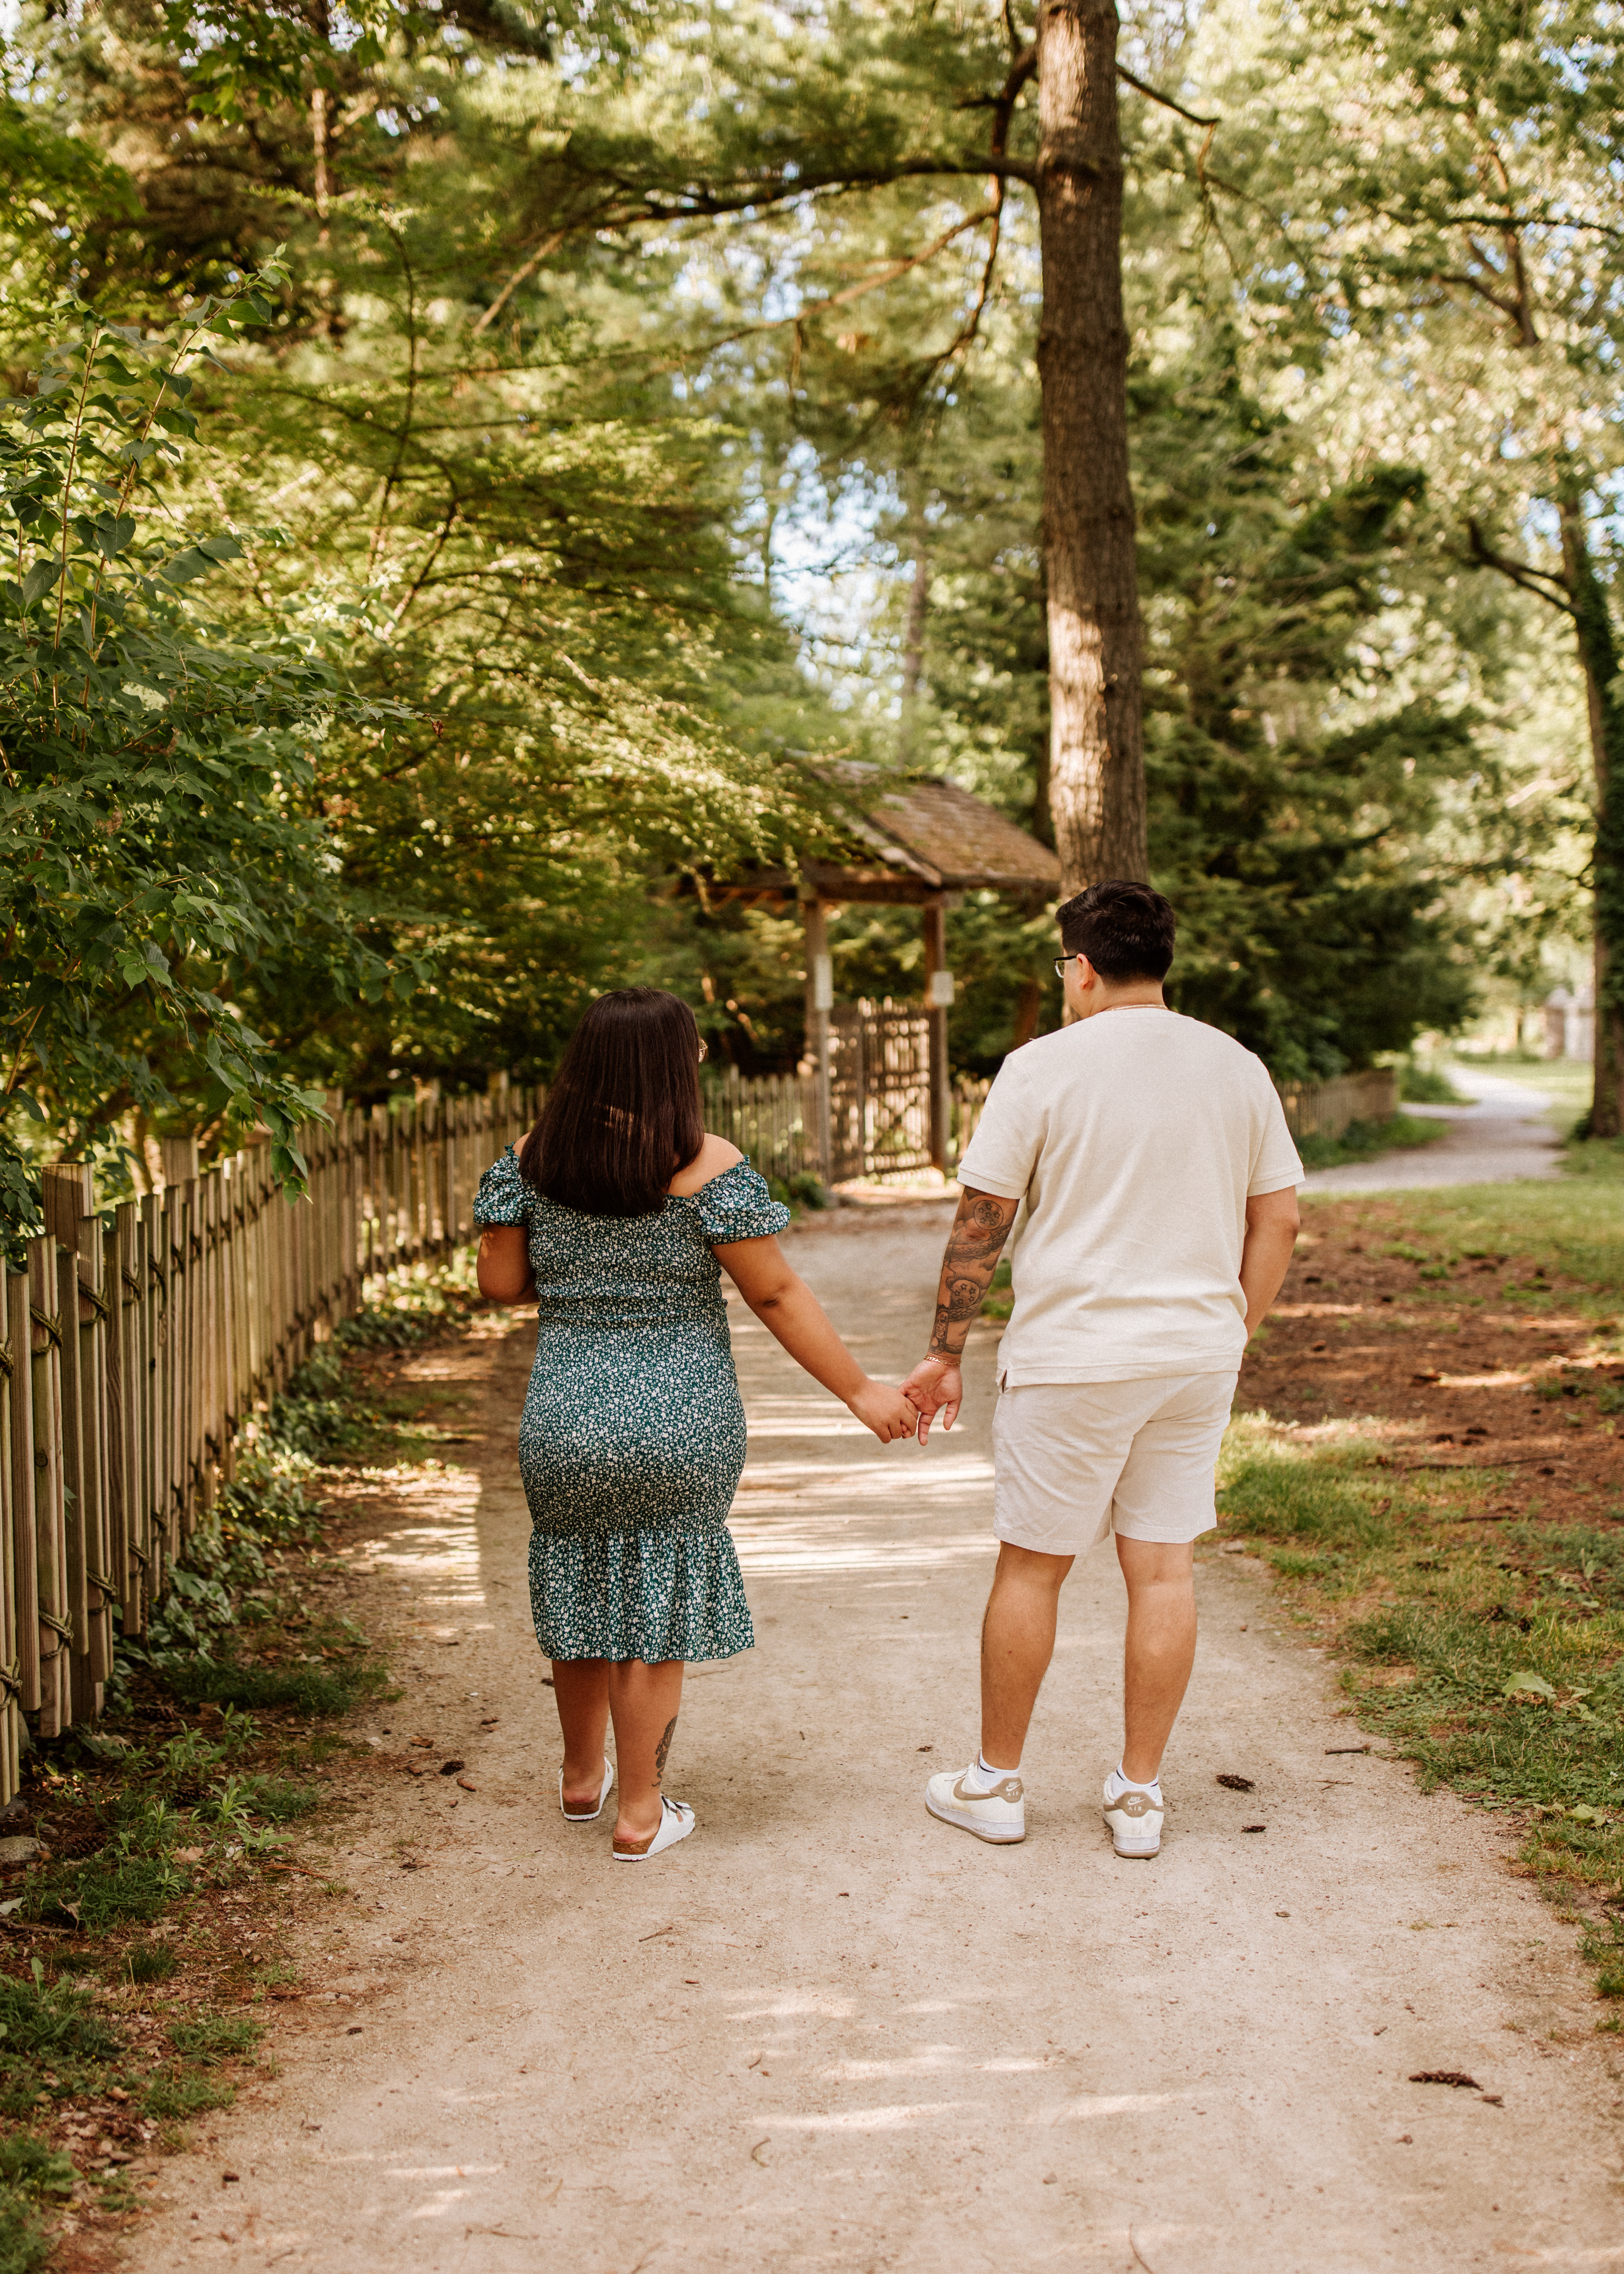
473 1148 790 1663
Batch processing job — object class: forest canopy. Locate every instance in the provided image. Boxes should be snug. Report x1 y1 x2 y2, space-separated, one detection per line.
0 0 1610 1215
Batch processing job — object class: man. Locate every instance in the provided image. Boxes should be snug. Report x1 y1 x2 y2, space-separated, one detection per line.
901 880 1302 1857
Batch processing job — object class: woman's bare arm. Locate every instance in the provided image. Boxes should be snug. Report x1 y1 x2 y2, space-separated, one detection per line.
477 1226 536 1303
715 1234 918 1443
899 1185 1022 1441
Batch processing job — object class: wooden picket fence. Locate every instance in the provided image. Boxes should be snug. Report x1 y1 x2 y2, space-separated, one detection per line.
703 1062 991 1186
0 1086 539 1806
1274 1065 1398 1142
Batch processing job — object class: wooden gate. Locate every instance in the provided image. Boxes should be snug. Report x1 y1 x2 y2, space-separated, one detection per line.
827 1005 933 1182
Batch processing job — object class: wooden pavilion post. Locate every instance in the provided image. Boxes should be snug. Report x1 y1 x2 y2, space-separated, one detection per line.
921 896 952 1175
801 891 833 1182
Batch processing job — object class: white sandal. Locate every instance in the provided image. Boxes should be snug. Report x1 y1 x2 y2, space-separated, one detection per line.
560 1756 615 1823
612 1796 695 1861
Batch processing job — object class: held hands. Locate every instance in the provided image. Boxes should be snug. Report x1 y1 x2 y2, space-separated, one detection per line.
846 1378 923 1443
899 1355 963 1444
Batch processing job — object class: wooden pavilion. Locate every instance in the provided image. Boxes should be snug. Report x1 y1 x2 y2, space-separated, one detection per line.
705 766 1062 1181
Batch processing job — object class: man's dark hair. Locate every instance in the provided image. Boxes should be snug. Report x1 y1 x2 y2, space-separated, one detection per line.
519 987 705 1217
1056 880 1176 983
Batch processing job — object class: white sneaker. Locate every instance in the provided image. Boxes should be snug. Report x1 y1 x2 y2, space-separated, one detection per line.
612 1796 695 1861
926 1764 1026 1845
1103 1776 1163 1859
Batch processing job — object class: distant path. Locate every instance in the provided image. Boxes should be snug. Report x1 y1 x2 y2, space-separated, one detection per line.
1300 1064 1565 1193
117 1205 1621 2273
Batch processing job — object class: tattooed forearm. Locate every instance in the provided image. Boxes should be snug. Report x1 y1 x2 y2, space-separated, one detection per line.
653 1715 678 1782
925 1187 1020 1356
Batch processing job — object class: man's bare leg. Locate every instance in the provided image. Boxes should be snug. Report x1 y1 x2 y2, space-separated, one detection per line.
1115 1537 1197 1785
978 1543 1074 1768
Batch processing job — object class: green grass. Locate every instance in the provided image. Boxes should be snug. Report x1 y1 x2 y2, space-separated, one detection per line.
1218 1419 1624 1982
1564 1135 1624 1182
0 1973 123 2118
0 2142 63 2274
124 1942 178 1985
168 1655 386 1718
1227 1174 1624 2005
168 2016 262 2066
1302 1178 1624 1310
140 2070 237 2121
1295 1111 1449 1170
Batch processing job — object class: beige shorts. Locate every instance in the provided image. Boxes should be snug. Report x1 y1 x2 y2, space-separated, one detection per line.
992 1372 1239 1554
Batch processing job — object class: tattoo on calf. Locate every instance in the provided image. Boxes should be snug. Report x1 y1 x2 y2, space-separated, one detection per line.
654 1715 678 1781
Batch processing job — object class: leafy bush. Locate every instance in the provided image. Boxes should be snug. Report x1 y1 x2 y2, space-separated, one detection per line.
1399 1057 1467 1105
0 2140 74 2202
0 275 411 1243
0 2193 50 2274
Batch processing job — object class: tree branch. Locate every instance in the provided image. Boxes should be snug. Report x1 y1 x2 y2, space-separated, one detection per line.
1466 520 1576 617
1114 62 1218 128
472 229 570 337
1435 266 1535 331
610 150 1040 221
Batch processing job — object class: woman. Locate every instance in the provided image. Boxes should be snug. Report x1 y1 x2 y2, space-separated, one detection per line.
474 987 918 1861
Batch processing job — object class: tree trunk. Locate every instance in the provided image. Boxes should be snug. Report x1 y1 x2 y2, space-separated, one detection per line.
898 497 928 763
1035 0 1147 895
1561 501 1624 1139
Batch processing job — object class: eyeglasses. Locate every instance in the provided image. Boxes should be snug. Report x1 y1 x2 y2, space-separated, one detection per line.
1052 955 1079 982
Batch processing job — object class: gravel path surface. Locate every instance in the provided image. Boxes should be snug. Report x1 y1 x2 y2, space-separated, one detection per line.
1300 1065 1568 1194
126 1207 1622 2272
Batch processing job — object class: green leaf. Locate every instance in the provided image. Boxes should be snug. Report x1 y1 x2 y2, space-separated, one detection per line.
160 546 212 584
1504 1672 1557 1701
20 559 58 605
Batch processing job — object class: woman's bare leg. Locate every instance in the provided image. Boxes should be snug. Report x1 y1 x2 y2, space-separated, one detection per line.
551 1659 611 1810
608 1659 686 1843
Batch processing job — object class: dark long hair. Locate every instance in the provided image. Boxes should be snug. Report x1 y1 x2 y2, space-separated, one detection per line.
518 988 705 1218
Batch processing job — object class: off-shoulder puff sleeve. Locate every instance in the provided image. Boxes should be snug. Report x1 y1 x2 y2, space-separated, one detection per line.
473 1146 531 1228
696 1161 792 1244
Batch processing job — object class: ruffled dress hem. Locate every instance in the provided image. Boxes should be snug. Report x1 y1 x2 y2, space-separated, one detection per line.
528 1524 755 1663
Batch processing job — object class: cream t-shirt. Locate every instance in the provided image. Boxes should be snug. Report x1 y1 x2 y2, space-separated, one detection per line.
955 1008 1303 1385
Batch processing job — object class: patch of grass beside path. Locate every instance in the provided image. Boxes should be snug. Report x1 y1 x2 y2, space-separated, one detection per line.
1296 1111 1449 1171
1223 1177 1624 2018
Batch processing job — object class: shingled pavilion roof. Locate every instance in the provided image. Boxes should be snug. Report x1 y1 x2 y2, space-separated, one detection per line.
708 765 1061 906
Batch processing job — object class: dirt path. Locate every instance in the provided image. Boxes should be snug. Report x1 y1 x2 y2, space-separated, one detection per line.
1301 1066 1563 1194
125 1208 1622 2273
